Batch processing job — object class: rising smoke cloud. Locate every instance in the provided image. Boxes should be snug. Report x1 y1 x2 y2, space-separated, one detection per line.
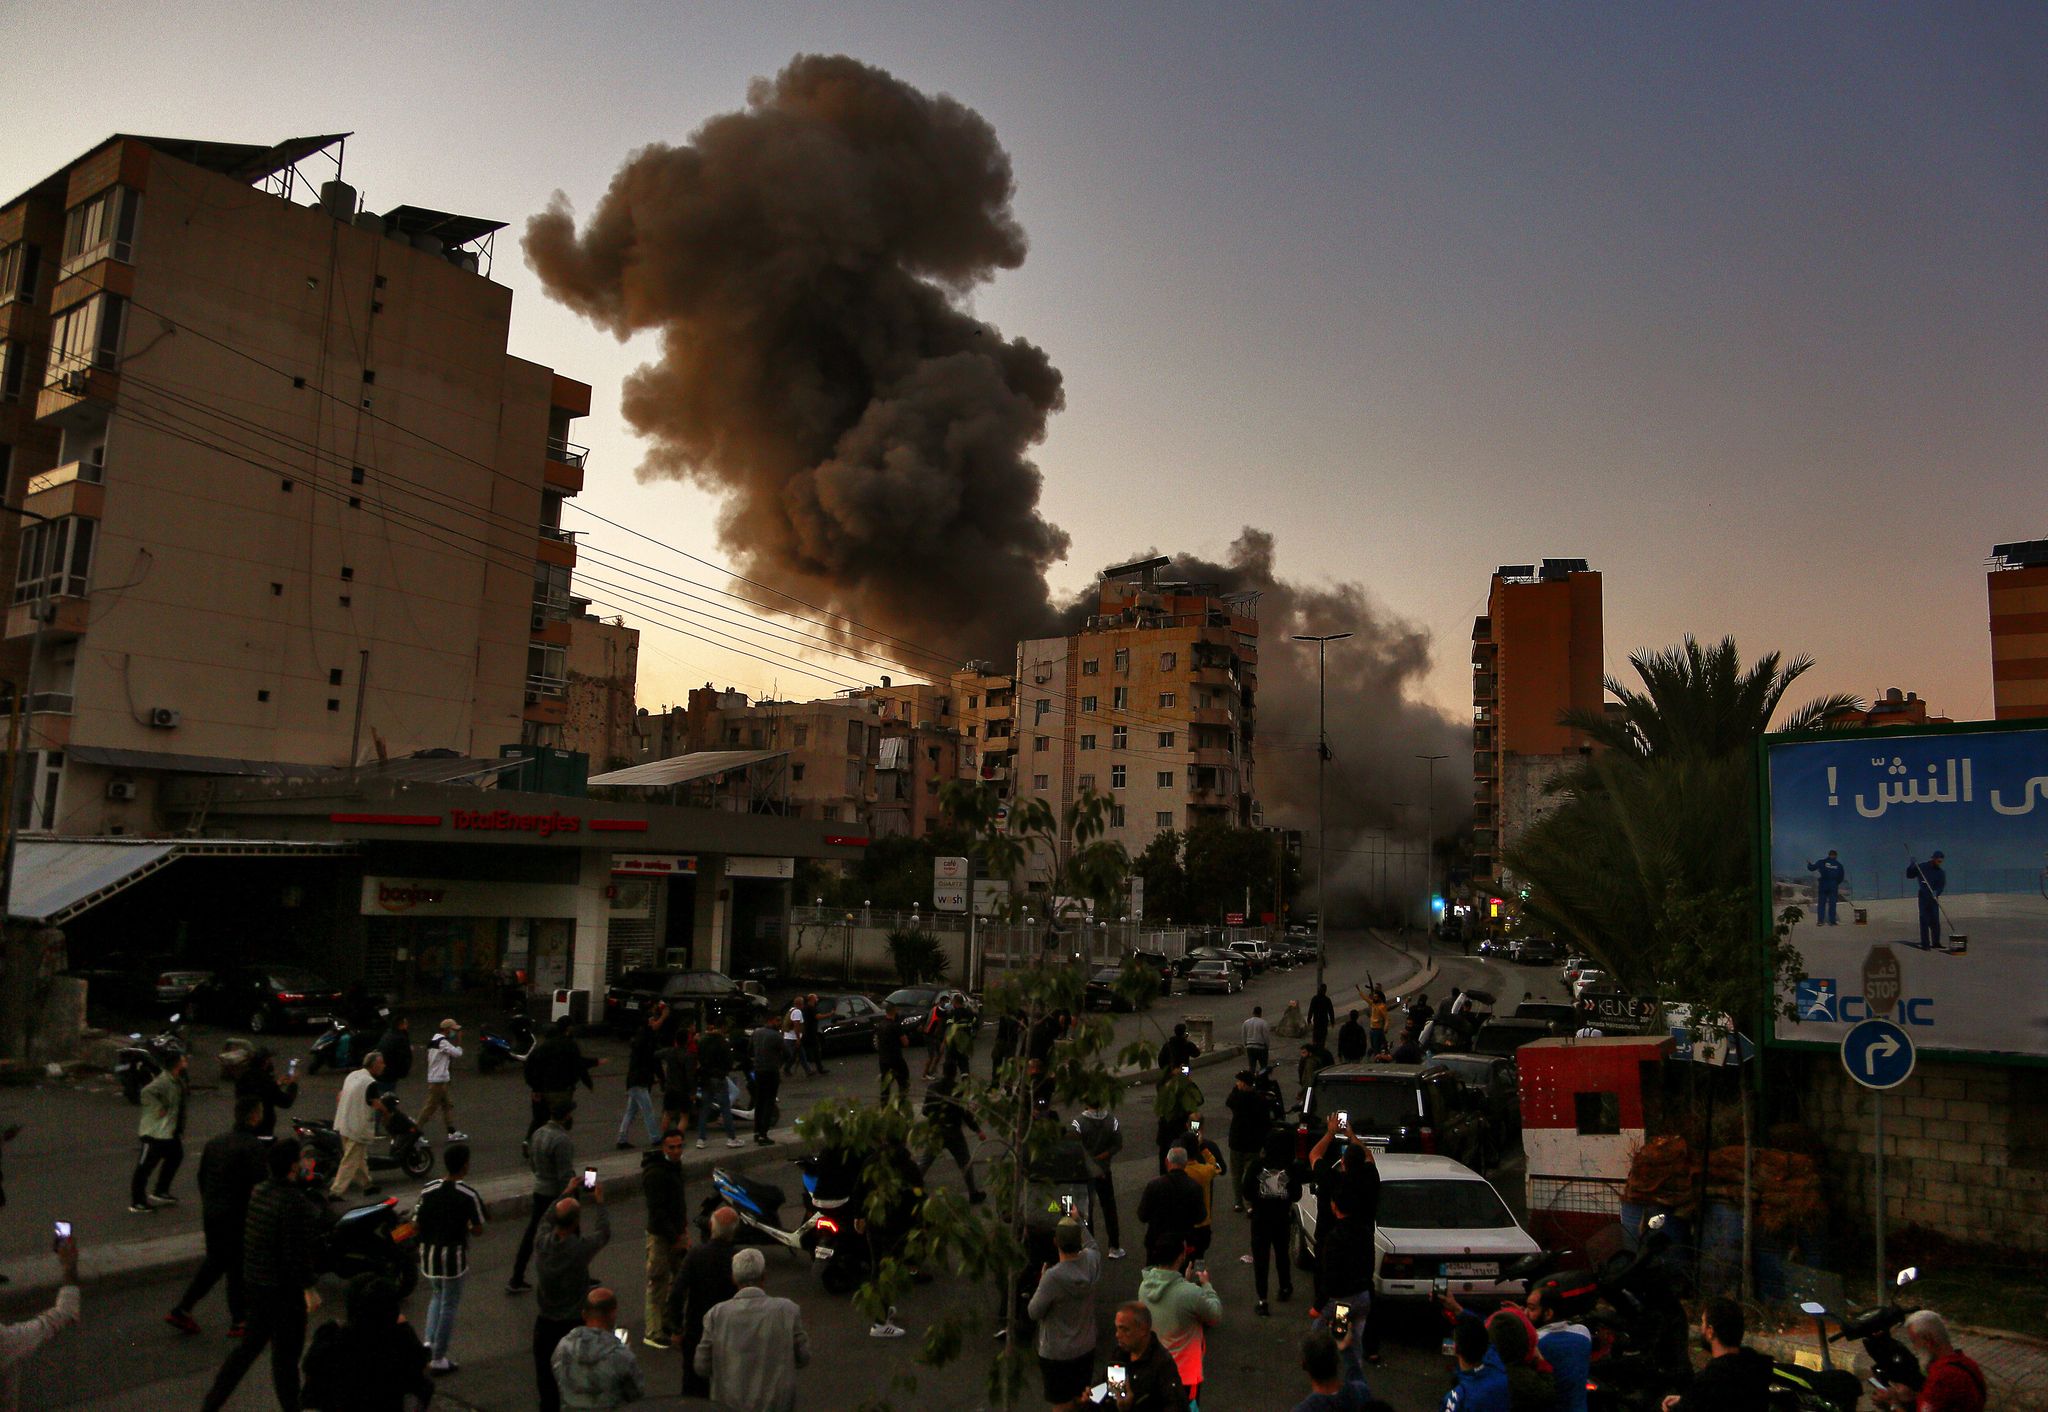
524 54 1069 660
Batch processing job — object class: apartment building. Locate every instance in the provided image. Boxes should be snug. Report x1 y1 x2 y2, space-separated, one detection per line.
562 607 639 769
1471 558 1604 888
951 661 1018 798
666 685 881 826
1989 540 2048 721
853 677 958 838
0 133 591 836
1018 557 1259 859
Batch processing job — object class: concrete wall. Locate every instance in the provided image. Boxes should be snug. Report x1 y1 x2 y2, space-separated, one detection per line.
1796 1051 2048 1255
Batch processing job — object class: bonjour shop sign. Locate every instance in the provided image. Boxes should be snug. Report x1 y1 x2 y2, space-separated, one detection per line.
329 808 649 838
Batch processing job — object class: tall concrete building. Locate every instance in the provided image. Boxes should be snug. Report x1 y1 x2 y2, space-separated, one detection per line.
1018 557 1259 860
1470 558 1604 889
0 133 591 835
562 606 639 770
1989 540 2048 721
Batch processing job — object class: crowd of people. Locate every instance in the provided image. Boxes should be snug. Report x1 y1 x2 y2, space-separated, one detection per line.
0 969 1998 1412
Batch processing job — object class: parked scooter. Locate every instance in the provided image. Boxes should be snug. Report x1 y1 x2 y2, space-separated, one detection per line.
697 1161 828 1257
292 1095 435 1181
1783 1266 1925 1411
478 1007 537 1074
305 1007 388 1075
116 1014 189 1103
317 1195 421 1298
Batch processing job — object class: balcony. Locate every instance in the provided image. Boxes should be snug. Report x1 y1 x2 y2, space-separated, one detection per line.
1473 671 1497 703
5 595 87 642
1471 615 1492 643
1473 750 1496 778
524 673 568 700
530 618 571 647
1472 640 1497 668
1473 726 1494 752
536 525 578 569
544 439 586 493
24 458 105 519
35 365 117 428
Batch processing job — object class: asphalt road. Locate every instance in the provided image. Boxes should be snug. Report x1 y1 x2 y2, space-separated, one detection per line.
0 930 1432 1271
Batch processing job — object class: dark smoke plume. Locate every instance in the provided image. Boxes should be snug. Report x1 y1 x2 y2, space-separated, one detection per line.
525 54 1069 660
1101 530 1467 918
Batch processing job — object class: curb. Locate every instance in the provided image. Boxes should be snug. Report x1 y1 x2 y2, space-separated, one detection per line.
0 1045 1252 1303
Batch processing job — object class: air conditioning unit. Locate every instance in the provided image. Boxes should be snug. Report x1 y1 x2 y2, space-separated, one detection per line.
59 368 89 395
106 779 138 802
148 707 181 729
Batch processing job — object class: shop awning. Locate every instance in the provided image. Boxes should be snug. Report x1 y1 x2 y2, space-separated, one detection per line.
7 838 358 924
588 750 789 788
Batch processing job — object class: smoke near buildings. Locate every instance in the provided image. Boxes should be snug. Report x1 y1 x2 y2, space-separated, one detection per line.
524 53 1069 661
531 56 1462 910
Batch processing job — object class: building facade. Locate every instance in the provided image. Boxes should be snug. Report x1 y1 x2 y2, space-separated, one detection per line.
1989 540 2048 721
1471 559 1604 889
563 607 639 770
0 133 591 837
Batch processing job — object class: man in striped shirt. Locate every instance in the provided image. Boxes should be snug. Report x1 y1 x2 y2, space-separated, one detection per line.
414 1142 487 1376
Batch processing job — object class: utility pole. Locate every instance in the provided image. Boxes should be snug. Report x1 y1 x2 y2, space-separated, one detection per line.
1294 631 1351 991
1417 754 1445 955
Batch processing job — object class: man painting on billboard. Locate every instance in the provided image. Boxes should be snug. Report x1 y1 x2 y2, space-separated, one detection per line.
1907 851 1947 951
1806 850 1847 925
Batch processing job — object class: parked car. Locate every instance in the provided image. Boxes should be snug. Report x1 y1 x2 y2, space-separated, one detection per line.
812 993 891 1055
1469 1017 1559 1057
1124 949 1176 986
1183 959 1243 995
602 969 766 1034
1225 939 1271 974
1296 1153 1541 1306
1509 936 1563 965
1476 936 1513 959
1269 939 1316 967
1561 955 1595 987
192 965 345 1034
882 987 982 1037
1571 970 1610 1000
1425 1053 1522 1144
64 954 214 1016
1293 1062 1496 1170
1183 946 1249 978
1083 966 1133 1012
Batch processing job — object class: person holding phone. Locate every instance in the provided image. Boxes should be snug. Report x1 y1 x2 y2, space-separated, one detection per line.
232 1050 298 1139
533 1180 611 1412
1028 1217 1102 1411
1290 1326 1375 1412
1308 1113 1379 1361
0 1228 80 1409
551 1286 645 1409
1136 1233 1221 1407
1106 1302 1188 1412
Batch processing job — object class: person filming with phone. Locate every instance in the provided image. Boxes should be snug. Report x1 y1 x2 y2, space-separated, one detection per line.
551 1286 645 1410
1308 1112 1379 1361
0 1225 80 1411
534 1176 612 1412
1099 1302 1187 1412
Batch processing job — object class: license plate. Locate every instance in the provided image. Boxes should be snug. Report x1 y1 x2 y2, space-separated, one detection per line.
813 1245 834 1262
624 1000 640 1009
390 1223 415 1242
1444 1261 1497 1278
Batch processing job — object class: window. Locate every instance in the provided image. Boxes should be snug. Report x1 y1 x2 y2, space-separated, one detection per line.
1574 1092 1621 1136
1079 695 1097 714
1109 804 1126 827
844 759 862 794
1079 734 1096 750
18 750 61 831
328 667 343 685
0 342 24 404
968 695 979 709
792 762 806 782
525 642 567 695
1081 659 1099 676
12 515 94 604
1033 773 1050 791
1160 651 1178 671
1112 687 1129 710
1156 811 1174 829
792 723 809 747
60 187 141 275
1077 773 1095 791
963 746 977 768
847 720 865 753
1158 692 1176 708
46 294 126 384
967 724 978 738
725 727 741 744
1157 771 1175 788
1034 735 1049 752
1111 765 1127 788
1113 648 1129 672
1033 698 1050 723
1157 731 1176 748
1112 726 1128 750
0 241 41 304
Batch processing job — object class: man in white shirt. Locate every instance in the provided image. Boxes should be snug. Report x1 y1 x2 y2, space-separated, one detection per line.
419 1019 468 1142
1241 1007 1272 1070
330 1051 391 1198
0 1234 79 1412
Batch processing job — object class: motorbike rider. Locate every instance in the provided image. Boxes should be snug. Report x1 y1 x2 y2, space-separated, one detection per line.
1872 1311 1987 1412
1660 1298 1774 1411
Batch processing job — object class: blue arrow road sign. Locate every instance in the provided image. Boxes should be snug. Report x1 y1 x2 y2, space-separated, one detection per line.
1841 1017 1916 1091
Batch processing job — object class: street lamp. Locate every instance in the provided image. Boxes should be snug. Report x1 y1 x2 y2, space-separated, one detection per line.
1416 754 1446 953
1294 631 1352 991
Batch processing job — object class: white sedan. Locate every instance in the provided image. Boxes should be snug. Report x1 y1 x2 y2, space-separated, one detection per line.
1571 970 1609 1000
1294 1152 1542 1304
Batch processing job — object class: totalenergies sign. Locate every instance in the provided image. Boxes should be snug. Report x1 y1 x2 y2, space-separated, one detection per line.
451 807 582 838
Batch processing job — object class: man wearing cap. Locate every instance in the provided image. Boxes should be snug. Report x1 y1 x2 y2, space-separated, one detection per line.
420 1019 468 1143
1907 852 1948 951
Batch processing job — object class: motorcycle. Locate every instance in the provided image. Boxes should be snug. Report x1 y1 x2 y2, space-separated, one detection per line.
292 1095 435 1181
478 1008 537 1074
305 1007 387 1075
116 1014 189 1103
1783 1266 1924 1411
318 1195 421 1298
697 1161 828 1259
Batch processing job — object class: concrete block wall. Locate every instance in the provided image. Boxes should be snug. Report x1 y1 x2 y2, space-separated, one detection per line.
1795 1052 2048 1254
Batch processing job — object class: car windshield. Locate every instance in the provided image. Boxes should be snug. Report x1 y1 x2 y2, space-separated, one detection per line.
1429 1057 1496 1086
1192 961 1229 973
1091 968 1120 982
885 989 935 1008
1305 1078 1424 1132
267 970 328 990
1378 1178 1515 1231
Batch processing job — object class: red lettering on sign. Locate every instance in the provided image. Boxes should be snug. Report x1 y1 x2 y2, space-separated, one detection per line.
449 807 584 838
589 819 648 833
377 884 447 912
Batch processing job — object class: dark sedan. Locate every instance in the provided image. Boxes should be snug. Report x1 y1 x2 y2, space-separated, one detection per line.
192 965 344 1034
1184 959 1243 995
814 993 891 1055
882 987 982 1038
1083 966 1134 1012
602 968 764 1035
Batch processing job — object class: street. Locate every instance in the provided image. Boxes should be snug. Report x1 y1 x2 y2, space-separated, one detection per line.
1 931 1581 1409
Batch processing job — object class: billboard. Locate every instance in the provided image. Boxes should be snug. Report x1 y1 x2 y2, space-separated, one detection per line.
1763 721 2048 1060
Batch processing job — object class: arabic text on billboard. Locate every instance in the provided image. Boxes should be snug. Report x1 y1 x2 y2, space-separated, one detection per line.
1766 725 2048 1059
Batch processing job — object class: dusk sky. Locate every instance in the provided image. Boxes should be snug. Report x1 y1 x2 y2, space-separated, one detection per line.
4 3 2042 722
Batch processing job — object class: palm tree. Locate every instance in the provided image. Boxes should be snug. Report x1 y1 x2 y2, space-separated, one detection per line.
1562 635 1862 764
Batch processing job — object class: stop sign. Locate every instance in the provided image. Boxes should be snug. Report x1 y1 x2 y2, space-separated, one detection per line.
1862 945 1902 1019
